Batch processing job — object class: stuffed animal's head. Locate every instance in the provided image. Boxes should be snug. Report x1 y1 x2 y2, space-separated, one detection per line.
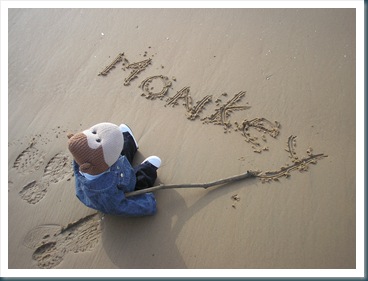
67 122 124 175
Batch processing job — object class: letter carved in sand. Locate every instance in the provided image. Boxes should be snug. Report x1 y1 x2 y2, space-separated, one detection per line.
97 51 328 180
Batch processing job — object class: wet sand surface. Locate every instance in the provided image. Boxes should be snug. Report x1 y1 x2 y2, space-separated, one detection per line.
8 8 356 270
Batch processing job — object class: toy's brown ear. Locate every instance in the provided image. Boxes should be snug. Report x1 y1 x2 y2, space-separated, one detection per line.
67 133 74 139
80 163 92 173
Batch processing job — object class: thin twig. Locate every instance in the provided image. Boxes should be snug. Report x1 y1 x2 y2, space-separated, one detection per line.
125 170 259 197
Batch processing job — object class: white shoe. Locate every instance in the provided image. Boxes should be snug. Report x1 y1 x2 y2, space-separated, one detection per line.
142 156 161 169
119 124 139 149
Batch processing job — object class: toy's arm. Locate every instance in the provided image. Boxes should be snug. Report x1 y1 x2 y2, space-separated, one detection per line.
118 193 157 216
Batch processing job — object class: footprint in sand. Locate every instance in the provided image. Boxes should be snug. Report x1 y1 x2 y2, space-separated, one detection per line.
19 180 49 205
23 213 101 269
18 152 73 204
43 153 73 184
13 142 45 174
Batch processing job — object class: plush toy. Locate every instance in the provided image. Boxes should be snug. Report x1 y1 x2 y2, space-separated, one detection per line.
67 122 161 216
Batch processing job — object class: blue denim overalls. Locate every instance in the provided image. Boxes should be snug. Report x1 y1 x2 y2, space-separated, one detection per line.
73 155 157 216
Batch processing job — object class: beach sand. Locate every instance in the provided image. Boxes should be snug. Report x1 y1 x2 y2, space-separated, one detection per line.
8 8 356 270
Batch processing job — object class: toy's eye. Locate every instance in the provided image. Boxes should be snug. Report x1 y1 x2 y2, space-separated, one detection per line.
96 139 101 143
92 131 97 134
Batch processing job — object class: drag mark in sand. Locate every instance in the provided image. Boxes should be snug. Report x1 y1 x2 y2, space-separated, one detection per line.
23 213 101 269
258 135 328 183
19 152 73 204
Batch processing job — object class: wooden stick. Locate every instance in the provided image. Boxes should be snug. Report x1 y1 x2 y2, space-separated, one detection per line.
125 170 259 197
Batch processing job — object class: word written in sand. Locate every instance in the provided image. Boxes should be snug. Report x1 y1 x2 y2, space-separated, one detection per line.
257 135 328 183
98 52 277 153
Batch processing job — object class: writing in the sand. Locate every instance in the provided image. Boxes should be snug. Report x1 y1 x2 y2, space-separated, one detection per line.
98 52 280 154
